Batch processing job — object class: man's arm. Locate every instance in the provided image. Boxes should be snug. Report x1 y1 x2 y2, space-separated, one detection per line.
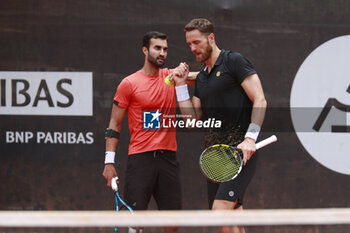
238 73 267 165
176 95 203 123
185 71 199 86
169 64 198 86
102 104 127 188
191 96 203 120
172 63 203 121
187 72 199 80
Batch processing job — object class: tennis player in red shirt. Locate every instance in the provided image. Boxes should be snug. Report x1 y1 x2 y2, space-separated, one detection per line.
102 31 195 233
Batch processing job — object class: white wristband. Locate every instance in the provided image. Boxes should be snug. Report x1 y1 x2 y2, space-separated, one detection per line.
175 84 190 102
104 151 115 164
244 123 261 141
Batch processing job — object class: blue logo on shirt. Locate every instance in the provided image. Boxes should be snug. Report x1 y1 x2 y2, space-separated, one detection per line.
143 110 161 129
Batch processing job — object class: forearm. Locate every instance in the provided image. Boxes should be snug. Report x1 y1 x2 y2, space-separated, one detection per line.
104 105 126 163
250 97 267 127
175 81 203 122
103 136 118 187
178 99 197 121
105 137 119 153
105 119 122 152
172 63 202 121
244 97 266 142
186 71 199 81
105 134 119 165
185 72 199 86
103 104 125 187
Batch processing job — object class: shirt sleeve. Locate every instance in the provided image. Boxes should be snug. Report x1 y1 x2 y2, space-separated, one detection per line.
113 78 132 108
228 52 257 84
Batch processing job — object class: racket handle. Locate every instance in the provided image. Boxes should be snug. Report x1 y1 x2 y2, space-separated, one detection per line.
111 177 119 192
255 135 277 150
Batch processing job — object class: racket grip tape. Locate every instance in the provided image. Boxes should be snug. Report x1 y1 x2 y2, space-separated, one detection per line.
111 177 119 192
255 135 277 150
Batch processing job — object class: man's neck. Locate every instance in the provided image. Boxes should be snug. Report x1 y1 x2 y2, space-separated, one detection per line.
205 46 221 73
141 62 160 76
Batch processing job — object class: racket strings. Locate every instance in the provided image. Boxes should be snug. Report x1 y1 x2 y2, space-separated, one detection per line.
200 146 242 182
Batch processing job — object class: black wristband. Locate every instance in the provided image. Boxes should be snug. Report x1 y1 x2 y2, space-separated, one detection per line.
105 128 120 139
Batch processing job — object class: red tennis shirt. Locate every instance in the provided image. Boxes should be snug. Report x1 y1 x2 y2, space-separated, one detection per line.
114 69 177 155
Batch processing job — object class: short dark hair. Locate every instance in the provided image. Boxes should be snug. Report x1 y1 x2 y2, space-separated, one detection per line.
184 18 214 35
142 31 167 49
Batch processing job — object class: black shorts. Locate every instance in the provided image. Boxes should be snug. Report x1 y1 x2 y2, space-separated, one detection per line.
207 152 258 209
124 150 182 210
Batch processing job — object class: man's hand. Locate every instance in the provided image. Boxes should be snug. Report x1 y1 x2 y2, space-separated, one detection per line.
237 137 256 166
102 164 118 188
173 62 189 86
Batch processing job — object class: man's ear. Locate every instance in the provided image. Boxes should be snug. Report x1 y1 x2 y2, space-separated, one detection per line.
142 46 148 56
208 33 215 45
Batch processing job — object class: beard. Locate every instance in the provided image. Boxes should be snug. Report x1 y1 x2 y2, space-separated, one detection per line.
196 41 213 63
148 52 165 67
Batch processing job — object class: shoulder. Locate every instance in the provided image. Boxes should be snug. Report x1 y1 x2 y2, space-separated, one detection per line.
117 72 138 93
223 50 254 70
120 70 147 88
224 50 247 63
123 71 140 84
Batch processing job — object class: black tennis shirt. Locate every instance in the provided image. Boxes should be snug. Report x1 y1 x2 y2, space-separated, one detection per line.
194 50 257 147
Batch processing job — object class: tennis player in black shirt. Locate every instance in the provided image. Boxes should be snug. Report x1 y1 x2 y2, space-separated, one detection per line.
172 18 267 233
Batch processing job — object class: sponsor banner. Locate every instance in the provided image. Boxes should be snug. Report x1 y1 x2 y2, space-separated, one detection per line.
291 35 350 175
4 131 94 144
0 72 93 116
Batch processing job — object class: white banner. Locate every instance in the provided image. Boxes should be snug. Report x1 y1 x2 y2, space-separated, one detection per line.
0 72 93 116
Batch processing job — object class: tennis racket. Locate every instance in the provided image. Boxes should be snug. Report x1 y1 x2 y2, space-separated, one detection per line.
111 177 134 232
199 135 277 183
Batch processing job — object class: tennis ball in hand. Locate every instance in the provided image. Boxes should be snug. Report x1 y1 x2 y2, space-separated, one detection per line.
164 75 175 86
